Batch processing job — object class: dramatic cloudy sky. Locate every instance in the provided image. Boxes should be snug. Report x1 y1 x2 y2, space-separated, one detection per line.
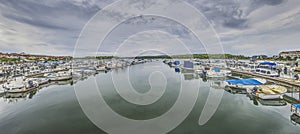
0 0 299 57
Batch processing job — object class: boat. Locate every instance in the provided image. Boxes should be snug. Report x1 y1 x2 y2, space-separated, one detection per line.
206 67 231 78
44 71 72 81
180 60 195 73
254 61 279 77
3 77 39 93
225 78 267 90
28 78 49 85
96 65 107 71
255 68 279 77
291 104 300 117
170 60 180 67
247 85 287 99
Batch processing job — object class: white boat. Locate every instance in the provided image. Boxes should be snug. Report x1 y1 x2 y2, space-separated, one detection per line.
255 61 279 77
180 60 195 73
206 67 231 78
96 65 107 71
3 77 39 93
291 104 300 118
247 85 287 100
28 78 49 85
225 78 267 90
44 71 72 81
255 68 279 77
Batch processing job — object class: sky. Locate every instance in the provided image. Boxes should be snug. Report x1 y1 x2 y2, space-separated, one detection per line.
0 0 300 57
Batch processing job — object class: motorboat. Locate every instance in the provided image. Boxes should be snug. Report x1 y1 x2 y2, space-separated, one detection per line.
254 61 279 77
206 67 231 78
225 78 267 90
291 104 300 117
28 78 50 85
96 65 107 71
3 77 39 93
255 68 279 77
44 71 72 81
247 85 287 99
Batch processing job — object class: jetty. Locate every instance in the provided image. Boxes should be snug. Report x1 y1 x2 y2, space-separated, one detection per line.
230 69 300 88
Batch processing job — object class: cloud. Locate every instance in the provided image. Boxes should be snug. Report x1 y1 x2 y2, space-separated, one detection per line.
0 0 299 56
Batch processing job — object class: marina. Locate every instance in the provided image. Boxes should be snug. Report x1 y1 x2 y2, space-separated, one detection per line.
0 61 300 133
1 0 300 133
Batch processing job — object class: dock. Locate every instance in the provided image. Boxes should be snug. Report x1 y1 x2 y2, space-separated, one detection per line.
230 69 300 103
230 69 300 88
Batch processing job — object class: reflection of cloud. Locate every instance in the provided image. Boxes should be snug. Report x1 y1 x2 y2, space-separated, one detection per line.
0 0 299 56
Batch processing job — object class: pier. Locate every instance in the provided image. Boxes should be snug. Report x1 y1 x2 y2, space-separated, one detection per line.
230 69 300 88
230 69 300 102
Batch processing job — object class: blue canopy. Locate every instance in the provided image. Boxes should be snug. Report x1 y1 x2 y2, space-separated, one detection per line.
173 61 180 65
225 78 263 85
214 67 220 72
183 61 193 69
293 104 300 109
259 62 276 66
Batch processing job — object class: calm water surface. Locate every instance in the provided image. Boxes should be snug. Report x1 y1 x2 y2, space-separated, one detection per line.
0 61 299 134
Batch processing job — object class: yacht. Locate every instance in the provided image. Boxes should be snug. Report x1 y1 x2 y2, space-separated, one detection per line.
44 71 72 81
3 77 39 93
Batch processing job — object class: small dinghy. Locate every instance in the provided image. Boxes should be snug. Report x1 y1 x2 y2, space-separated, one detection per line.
247 85 287 100
225 78 267 90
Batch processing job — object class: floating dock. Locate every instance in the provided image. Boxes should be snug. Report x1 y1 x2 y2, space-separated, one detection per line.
230 69 300 102
230 70 300 88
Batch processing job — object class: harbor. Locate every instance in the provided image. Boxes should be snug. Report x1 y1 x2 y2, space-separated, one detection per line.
1 60 300 133
1 0 300 133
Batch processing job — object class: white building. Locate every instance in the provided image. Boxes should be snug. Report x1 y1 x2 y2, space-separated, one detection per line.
279 51 300 59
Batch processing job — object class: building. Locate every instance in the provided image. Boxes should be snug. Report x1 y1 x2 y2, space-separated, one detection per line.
279 51 300 59
252 55 268 59
0 52 72 60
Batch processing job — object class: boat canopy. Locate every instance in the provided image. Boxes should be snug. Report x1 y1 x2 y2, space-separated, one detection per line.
226 78 264 85
259 62 276 66
213 67 220 72
173 61 180 65
183 61 193 69
293 104 300 109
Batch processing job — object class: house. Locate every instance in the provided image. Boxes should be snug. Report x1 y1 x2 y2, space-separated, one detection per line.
279 51 300 59
252 55 268 59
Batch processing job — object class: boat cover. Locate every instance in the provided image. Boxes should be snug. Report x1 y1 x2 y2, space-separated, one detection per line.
213 67 220 72
173 61 180 65
183 61 193 69
259 62 276 66
293 104 300 109
225 78 263 85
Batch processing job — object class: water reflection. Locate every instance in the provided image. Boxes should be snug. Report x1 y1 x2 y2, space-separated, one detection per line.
3 90 38 103
291 113 300 126
168 62 300 128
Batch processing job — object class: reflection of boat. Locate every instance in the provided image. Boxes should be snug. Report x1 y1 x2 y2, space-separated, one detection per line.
291 113 300 125
224 87 247 94
210 80 225 89
225 78 267 90
257 98 287 106
247 85 287 100
183 73 199 80
2 90 38 103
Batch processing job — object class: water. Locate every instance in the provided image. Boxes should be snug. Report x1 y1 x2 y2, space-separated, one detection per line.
0 61 299 134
